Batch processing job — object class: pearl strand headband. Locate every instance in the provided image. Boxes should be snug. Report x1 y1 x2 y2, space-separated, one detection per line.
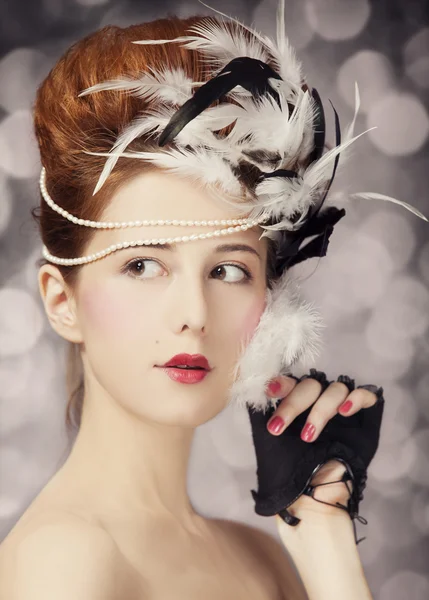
39 166 269 266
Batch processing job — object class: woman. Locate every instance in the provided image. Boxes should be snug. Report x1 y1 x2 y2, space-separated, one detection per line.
0 2 423 598
0 169 380 599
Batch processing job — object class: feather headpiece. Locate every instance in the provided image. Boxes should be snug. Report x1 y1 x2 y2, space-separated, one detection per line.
80 0 427 274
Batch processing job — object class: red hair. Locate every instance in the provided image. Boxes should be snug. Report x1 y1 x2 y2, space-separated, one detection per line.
31 14 280 436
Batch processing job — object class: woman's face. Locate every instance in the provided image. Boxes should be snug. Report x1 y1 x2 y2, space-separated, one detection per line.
70 170 269 427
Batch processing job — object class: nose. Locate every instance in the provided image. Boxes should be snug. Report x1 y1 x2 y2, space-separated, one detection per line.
164 272 208 335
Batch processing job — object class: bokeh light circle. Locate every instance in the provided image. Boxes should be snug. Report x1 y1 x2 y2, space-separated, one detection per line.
404 28 429 89
0 48 48 113
0 171 12 238
380 571 429 600
367 93 429 156
370 438 417 483
416 371 429 425
360 209 416 271
337 51 394 114
75 0 108 6
367 495 423 551
254 0 314 50
412 491 429 536
305 0 371 41
0 110 40 178
188 426 243 518
301 224 394 316
376 383 418 443
0 288 44 357
366 275 429 347
406 429 429 488
418 240 429 286
208 403 256 470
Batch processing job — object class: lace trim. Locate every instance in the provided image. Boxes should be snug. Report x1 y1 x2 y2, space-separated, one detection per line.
277 458 368 545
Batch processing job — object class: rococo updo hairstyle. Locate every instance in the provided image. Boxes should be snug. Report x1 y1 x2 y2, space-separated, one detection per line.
31 14 288 437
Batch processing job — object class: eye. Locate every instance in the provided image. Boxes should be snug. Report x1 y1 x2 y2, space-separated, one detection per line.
122 258 253 284
123 258 164 279
212 263 253 284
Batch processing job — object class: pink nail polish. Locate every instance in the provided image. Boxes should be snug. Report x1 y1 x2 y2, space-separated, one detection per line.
301 423 315 442
268 416 284 434
268 380 281 395
339 400 353 414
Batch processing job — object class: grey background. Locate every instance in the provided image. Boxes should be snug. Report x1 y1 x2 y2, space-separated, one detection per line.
0 1 428 598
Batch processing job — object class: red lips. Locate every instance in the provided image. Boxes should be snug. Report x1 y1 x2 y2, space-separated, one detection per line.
159 353 211 370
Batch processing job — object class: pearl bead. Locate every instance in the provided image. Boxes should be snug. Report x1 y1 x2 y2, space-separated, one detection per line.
39 168 269 266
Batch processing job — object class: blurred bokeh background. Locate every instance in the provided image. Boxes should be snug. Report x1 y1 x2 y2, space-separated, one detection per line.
0 0 428 597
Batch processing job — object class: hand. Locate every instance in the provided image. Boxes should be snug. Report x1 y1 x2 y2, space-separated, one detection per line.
264 370 380 443
247 369 385 528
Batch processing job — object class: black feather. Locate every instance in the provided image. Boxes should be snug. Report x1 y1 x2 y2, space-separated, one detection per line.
158 56 282 146
268 101 344 274
307 87 326 165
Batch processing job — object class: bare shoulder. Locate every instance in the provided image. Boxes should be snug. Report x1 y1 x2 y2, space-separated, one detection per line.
0 510 135 600
213 517 308 600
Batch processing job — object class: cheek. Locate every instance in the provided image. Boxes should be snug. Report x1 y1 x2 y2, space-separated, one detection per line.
79 283 136 336
239 296 267 343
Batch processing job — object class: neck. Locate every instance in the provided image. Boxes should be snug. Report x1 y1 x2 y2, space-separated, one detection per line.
53 382 201 533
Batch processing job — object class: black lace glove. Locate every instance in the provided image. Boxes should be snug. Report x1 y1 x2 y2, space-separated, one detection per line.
247 369 385 544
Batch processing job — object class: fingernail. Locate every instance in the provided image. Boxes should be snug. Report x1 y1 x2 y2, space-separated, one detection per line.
339 400 353 414
267 416 284 434
268 380 281 395
301 423 315 442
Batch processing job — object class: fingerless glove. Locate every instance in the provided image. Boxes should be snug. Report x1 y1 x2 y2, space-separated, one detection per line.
247 369 385 544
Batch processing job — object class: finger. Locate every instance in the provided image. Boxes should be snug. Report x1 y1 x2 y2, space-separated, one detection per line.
267 377 324 435
301 381 351 442
337 387 379 416
265 375 297 399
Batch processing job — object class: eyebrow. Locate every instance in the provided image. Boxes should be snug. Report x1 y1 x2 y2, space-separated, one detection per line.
138 242 261 260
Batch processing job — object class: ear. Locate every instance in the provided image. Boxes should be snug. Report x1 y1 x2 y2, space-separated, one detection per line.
38 265 84 344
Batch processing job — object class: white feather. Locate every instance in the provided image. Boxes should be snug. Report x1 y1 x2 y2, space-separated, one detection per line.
227 271 325 411
133 16 270 67
225 89 315 160
343 81 361 143
253 176 311 225
264 83 315 164
215 125 377 228
78 66 197 106
85 146 244 199
132 0 302 88
267 77 305 104
226 94 284 148
302 127 375 192
191 103 244 133
89 102 245 196
90 111 168 196
270 0 303 87
195 0 303 87
281 89 316 157
349 192 429 222
226 86 254 99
